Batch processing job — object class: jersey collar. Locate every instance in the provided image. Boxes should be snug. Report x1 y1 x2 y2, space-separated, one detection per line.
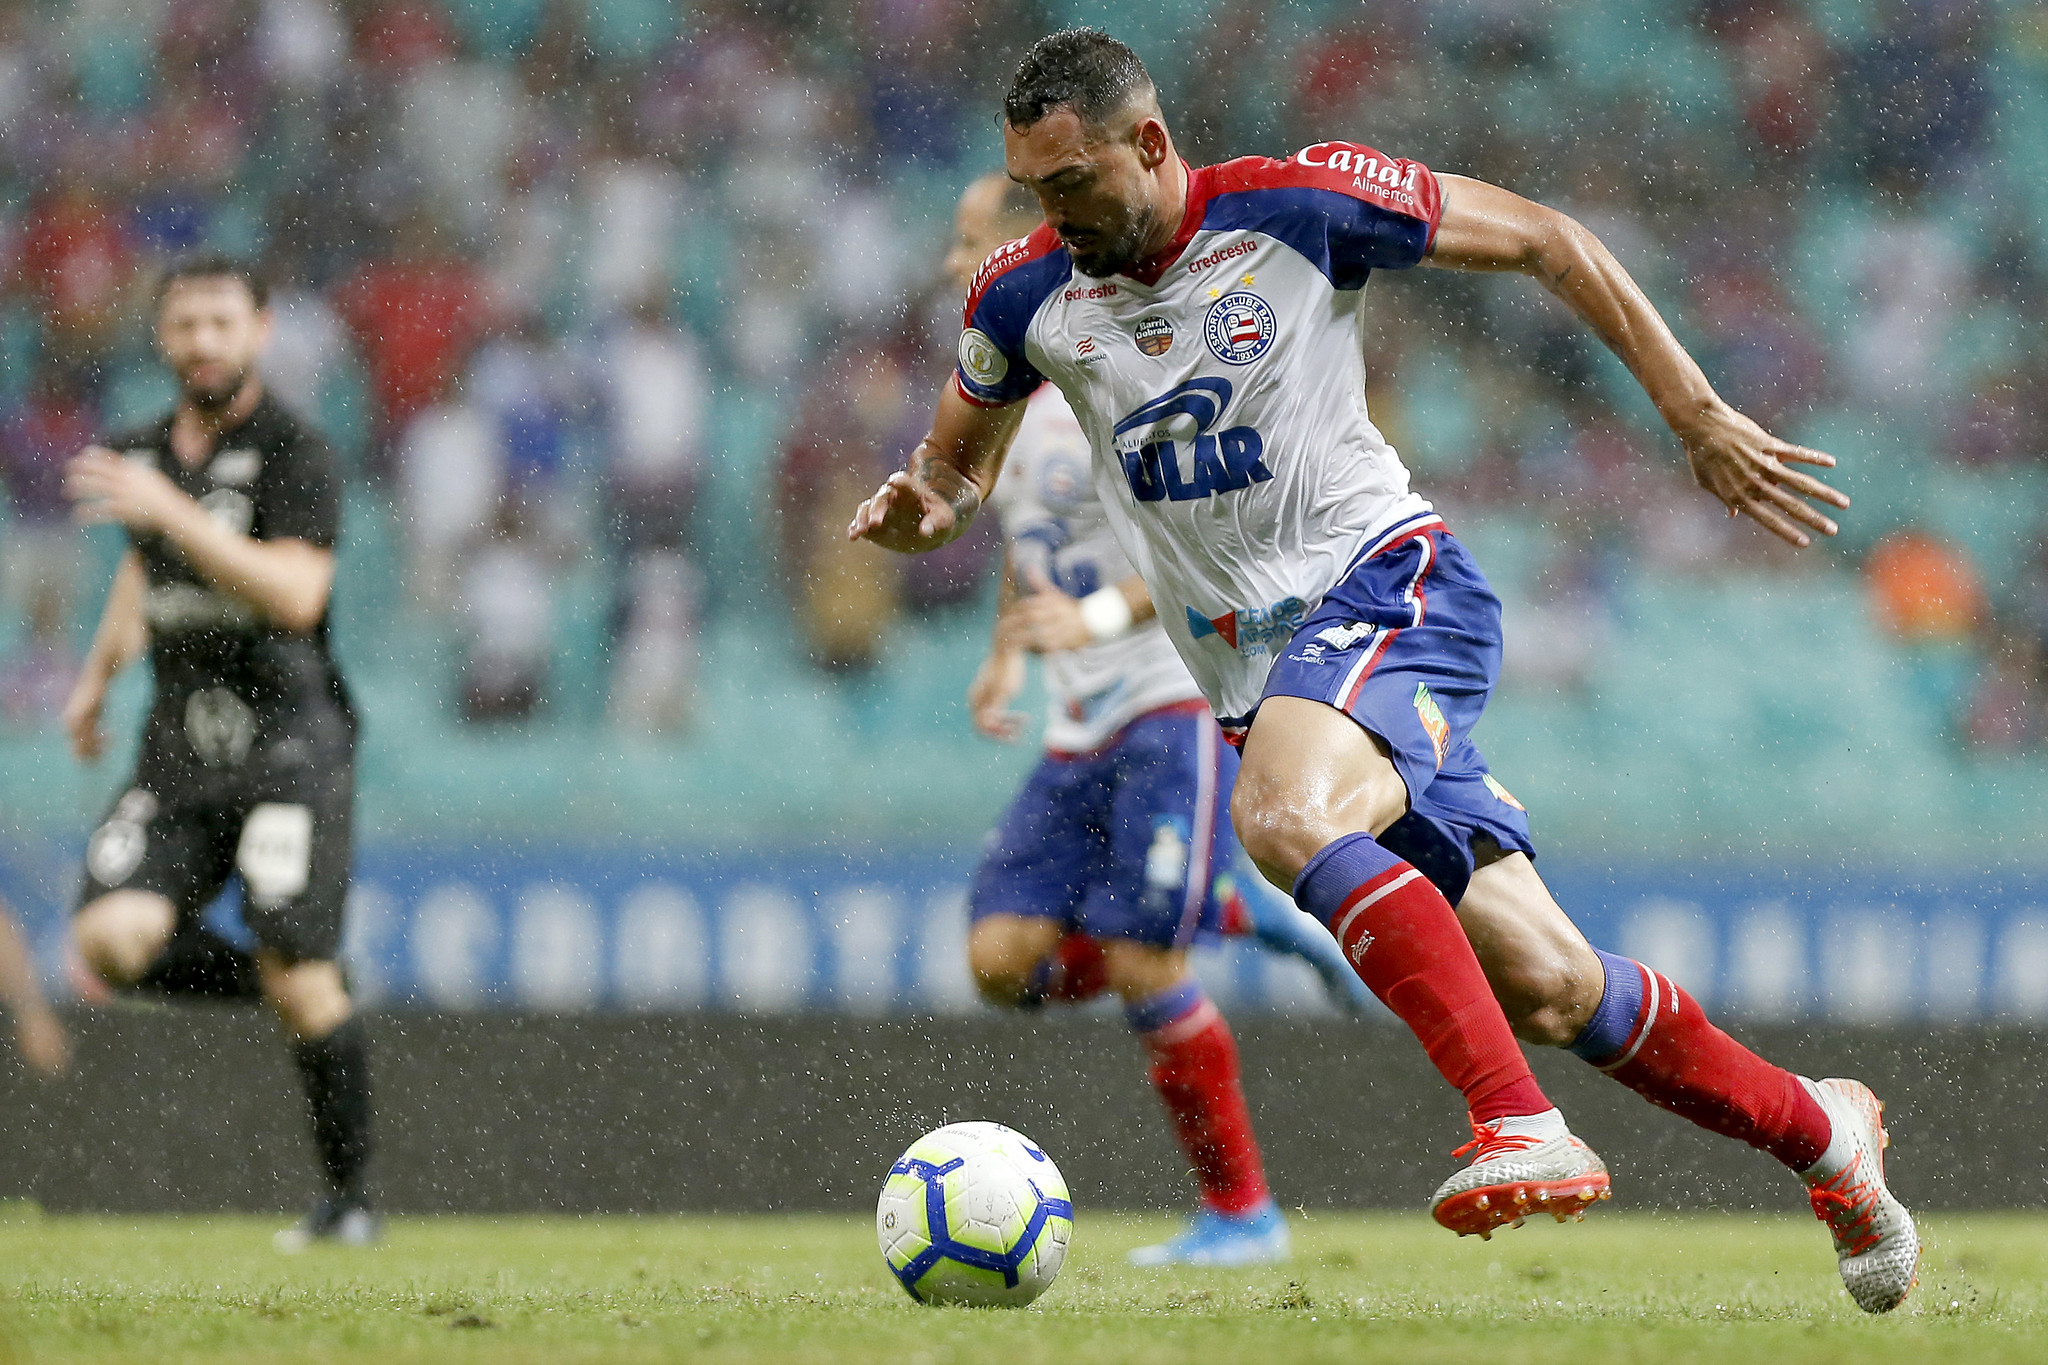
1118 159 1211 288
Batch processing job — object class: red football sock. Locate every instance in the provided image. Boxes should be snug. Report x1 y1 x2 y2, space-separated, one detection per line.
1127 981 1271 1215
1296 834 1548 1123
1598 962 1832 1171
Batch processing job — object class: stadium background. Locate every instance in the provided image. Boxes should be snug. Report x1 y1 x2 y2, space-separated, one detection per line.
1 0 2047 1206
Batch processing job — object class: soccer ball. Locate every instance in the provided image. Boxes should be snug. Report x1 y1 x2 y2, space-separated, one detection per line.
876 1121 1074 1307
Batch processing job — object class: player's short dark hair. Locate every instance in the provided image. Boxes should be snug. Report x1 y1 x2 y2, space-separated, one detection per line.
1003 29 1154 133
155 253 270 311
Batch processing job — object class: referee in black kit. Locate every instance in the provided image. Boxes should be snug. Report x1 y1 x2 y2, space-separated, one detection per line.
60 255 374 1248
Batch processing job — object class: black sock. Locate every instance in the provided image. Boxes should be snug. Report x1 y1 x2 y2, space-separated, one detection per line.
292 1016 373 1206
135 926 263 1001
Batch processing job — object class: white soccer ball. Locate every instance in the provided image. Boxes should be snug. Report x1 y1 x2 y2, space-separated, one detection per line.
877 1121 1073 1307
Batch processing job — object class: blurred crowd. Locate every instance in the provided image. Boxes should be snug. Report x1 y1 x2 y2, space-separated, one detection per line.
0 0 2045 750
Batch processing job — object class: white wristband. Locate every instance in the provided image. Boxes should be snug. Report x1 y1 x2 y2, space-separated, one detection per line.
1079 586 1136 642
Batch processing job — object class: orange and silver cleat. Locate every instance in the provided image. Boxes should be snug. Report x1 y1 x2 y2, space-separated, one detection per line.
1429 1112 1611 1239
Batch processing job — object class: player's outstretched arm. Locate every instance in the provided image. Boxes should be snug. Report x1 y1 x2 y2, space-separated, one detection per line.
1426 175 1850 548
848 381 1026 554
63 550 148 763
63 447 335 629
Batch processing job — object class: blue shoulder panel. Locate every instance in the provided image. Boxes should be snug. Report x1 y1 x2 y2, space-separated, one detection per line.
1200 188 1433 291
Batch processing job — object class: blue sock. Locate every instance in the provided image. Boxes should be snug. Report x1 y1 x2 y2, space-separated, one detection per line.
1567 949 1647 1064
1124 978 1207 1035
1290 832 1405 921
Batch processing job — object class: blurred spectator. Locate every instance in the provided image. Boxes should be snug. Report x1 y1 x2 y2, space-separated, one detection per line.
1844 0 1992 185
335 209 491 461
773 346 906 672
397 383 503 611
455 496 562 723
1865 527 1985 643
1 360 94 629
1965 627 2043 753
609 549 700 733
11 174 134 365
466 310 577 514
1948 370 2046 468
1846 182 1967 412
0 575 77 726
592 292 707 556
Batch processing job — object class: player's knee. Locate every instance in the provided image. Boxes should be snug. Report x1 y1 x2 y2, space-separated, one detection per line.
1101 942 1184 1002
73 894 173 986
966 925 1038 1007
1229 776 1338 886
259 956 352 1041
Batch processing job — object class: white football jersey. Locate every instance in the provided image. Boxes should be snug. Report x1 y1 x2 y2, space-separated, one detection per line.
956 143 1441 734
989 384 1206 754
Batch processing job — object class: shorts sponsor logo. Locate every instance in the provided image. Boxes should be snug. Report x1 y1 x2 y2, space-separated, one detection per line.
958 328 1008 388
1185 596 1308 656
1134 316 1174 357
1483 773 1525 811
1316 621 1377 650
237 802 313 909
87 800 150 887
185 687 258 767
1204 291 1275 365
1111 378 1273 503
1414 683 1450 768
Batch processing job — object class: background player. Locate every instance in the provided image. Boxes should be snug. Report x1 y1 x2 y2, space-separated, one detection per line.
61 255 374 1249
852 29 1915 1313
949 173 1372 1267
0 894 69 1076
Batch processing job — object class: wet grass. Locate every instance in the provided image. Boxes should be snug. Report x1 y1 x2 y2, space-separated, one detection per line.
0 1209 2041 1363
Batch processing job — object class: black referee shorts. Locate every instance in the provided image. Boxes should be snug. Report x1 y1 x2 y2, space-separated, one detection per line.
77 760 355 964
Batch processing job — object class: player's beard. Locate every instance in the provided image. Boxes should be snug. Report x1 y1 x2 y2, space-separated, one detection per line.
181 365 249 414
1062 200 1166 279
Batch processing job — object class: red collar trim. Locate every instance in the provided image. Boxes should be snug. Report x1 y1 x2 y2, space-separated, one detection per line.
1118 160 1209 287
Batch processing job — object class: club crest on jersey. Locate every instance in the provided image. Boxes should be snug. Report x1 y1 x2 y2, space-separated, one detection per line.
1134 316 1175 357
1204 291 1275 365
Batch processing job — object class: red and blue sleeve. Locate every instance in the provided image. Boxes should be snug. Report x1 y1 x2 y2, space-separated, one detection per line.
953 224 1068 407
1201 144 1444 289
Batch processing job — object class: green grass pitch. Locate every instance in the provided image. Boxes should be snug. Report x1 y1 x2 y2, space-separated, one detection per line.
1 1207 2042 1364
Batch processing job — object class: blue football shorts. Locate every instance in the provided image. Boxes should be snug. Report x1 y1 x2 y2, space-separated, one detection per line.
1249 513 1536 906
969 701 1237 948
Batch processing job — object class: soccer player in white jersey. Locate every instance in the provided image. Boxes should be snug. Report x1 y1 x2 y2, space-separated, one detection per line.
947 173 1374 1267
854 30 1917 1312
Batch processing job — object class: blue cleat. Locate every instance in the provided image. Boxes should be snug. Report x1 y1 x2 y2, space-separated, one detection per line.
1127 1198 1292 1267
1220 869 1375 1017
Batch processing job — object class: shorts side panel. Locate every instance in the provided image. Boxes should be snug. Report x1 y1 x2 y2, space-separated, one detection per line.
1077 709 1237 948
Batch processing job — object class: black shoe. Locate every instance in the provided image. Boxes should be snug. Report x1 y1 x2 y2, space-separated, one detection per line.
274 1197 380 1252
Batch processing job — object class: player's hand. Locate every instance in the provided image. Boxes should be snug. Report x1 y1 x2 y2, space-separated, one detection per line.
847 456 981 553
1001 565 1093 654
63 447 188 532
1678 403 1850 549
61 672 108 763
968 647 1028 742
14 1008 70 1078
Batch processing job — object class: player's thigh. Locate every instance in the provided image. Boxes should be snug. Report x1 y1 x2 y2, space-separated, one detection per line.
1231 696 1408 885
235 774 355 967
1457 852 1603 1045
1088 711 1232 950
967 914 1064 986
